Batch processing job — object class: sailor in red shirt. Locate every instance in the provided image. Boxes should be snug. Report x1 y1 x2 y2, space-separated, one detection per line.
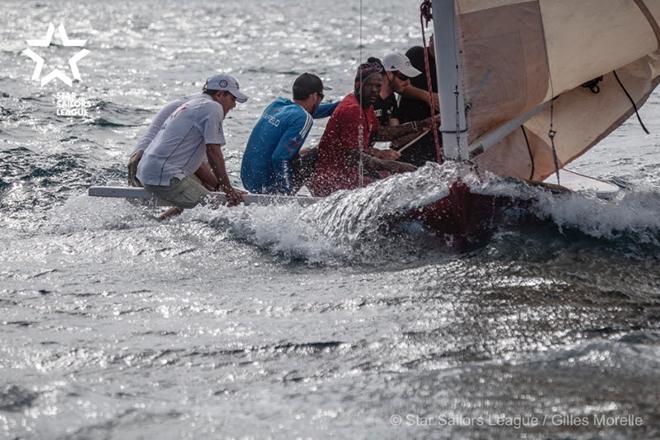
309 62 428 197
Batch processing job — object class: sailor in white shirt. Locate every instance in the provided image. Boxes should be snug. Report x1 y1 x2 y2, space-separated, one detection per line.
136 74 248 216
127 93 201 187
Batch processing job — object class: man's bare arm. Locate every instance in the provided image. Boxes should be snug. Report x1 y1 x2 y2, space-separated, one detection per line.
390 131 426 149
373 115 439 142
346 150 417 174
127 150 143 186
194 163 219 191
206 144 244 206
373 121 422 142
398 85 439 112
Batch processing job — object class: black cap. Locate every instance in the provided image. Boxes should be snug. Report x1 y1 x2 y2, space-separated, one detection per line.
367 57 384 70
354 62 384 83
292 73 327 100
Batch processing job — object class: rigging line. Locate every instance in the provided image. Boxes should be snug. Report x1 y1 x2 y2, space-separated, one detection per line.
536 1 560 184
454 82 460 158
613 70 651 135
545 51 560 185
419 0 442 163
562 168 618 186
548 98 561 185
358 0 365 187
521 126 535 180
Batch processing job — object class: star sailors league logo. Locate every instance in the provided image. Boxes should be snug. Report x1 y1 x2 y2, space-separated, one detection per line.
22 23 90 87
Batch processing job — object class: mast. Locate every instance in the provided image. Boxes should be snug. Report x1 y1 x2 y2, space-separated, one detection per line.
431 0 468 161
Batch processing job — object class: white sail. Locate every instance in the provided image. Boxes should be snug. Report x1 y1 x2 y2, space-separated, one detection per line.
433 0 660 180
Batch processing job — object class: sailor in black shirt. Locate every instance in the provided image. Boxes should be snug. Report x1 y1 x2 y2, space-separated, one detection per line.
370 53 421 127
398 43 438 123
396 36 441 166
374 93 399 127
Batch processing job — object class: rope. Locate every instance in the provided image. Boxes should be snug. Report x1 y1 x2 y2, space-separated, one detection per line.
358 0 365 187
521 126 535 180
548 98 561 185
541 46 561 186
420 0 443 163
581 76 603 94
613 70 650 135
562 168 617 186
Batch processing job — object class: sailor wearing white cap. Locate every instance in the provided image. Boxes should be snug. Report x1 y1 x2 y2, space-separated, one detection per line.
203 73 249 103
369 53 421 127
136 73 248 218
367 53 439 160
382 52 423 78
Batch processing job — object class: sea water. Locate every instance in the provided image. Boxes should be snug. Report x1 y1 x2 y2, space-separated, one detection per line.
1 1 660 439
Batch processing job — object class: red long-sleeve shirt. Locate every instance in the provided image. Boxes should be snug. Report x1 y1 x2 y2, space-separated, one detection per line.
309 93 379 197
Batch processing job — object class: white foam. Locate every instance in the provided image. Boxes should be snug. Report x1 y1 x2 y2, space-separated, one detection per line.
299 162 464 244
190 203 345 263
46 192 154 234
531 186 660 242
180 163 467 262
54 164 660 262
463 170 660 242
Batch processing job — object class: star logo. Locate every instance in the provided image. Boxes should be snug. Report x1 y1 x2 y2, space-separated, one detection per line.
22 23 90 87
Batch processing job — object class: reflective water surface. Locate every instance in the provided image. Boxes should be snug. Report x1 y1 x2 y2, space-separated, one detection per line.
1 1 660 439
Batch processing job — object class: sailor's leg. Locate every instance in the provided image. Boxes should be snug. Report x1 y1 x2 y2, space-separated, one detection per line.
143 176 210 219
158 207 184 220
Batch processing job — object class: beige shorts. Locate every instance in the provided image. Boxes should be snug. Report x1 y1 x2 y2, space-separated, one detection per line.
144 176 210 209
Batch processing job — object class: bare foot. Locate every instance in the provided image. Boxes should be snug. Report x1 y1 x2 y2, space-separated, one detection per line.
158 207 184 220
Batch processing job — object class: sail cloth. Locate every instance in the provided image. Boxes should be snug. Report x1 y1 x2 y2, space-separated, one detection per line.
449 0 660 180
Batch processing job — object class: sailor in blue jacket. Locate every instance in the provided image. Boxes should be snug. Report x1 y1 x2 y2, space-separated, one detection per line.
241 73 338 194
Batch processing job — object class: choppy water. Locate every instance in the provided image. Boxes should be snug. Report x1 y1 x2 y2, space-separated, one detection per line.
2 1 660 439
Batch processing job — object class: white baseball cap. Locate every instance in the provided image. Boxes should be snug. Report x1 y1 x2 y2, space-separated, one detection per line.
203 74 249 103
382 52 422 78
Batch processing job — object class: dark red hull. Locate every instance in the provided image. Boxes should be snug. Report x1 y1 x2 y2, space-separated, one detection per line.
412 181 518 250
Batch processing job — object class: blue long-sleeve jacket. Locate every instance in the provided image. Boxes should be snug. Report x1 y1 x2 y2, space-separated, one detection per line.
241 98 337 194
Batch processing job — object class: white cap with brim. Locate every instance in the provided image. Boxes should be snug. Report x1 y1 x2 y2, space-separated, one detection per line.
382 52 422 78
203 74 249 103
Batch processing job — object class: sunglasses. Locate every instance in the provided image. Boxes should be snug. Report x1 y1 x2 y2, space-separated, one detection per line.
394 71 409 81
316 91 325 100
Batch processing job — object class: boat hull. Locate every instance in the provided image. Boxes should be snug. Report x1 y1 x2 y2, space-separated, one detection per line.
412 181 518 250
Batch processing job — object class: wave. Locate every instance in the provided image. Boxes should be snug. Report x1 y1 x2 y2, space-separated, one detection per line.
84 117 142 127
529 186 660 244
0 384 39 412
233 163 660 260
81 100 149 127
299 162 457 243
46 162 660 264
193 202 346 264
0 148 92 193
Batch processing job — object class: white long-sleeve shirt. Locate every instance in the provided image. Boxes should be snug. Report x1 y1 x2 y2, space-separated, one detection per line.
131 94 201 154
